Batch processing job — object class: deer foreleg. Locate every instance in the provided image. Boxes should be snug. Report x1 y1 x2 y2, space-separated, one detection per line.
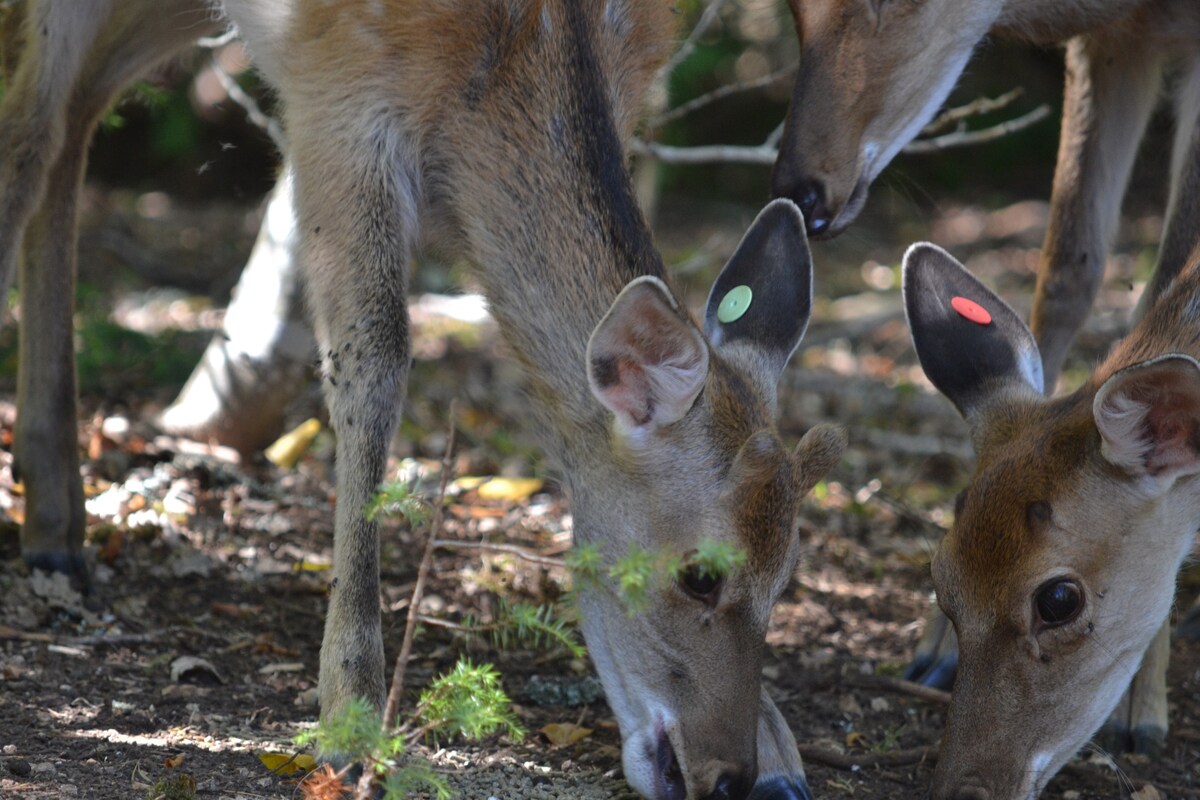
1031 31 1163 389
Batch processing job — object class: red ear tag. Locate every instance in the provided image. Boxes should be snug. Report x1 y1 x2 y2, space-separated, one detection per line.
951 296 992 326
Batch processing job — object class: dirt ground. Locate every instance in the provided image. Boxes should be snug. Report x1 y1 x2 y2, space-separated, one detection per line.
1 188 1199 800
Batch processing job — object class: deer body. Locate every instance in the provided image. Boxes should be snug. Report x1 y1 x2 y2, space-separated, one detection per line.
777 0 1200 388
0 2 846 798
903 242 1200 799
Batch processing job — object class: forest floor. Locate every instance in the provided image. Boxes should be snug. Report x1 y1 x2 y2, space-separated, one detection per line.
0 186 1198 800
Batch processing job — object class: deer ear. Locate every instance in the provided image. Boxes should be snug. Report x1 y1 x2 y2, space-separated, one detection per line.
588 276 709 433
703 199 813 381
1094 355 1200 480
903 243 1044 422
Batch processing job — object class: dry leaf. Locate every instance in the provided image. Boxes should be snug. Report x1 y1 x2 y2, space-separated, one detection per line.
477 477 544 501
258 752 317 776
164 754 185 769
845 731 869 749
259 662 306 675
540 722 593 747
1131 786 1161 800
299 763 349 799
265 418 322 469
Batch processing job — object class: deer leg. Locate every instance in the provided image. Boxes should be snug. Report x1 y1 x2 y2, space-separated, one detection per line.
15 112 90 581
749 687 812 800
1178 595 1200 640
1031 31 1163 389
158 169 316 455
902 604 958 690
284 109 418 721
1136 55 1200 316
1095 620 1170 757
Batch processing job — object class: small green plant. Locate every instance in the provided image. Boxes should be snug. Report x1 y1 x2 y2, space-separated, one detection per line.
609 545 657 613
482 600 585 658
144 773 197 800
687 537 747 580
412 658 524 745
366 479 431 525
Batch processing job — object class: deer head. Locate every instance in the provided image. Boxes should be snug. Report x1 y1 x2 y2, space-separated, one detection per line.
903 243 1200 799
773 0 998 236
574 200 845 800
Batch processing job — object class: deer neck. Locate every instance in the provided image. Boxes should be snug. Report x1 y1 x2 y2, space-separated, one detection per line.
428 2 676 462
992 0 1147 43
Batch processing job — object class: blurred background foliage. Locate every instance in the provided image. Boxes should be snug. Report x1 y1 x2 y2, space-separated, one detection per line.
81 0 1173 215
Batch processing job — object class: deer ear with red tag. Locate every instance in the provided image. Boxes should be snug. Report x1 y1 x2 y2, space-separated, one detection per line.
902 242 1044 422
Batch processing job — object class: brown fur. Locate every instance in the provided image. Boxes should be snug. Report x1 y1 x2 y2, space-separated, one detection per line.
930 255 1200 799
0 3 847 797
778 0 1200 388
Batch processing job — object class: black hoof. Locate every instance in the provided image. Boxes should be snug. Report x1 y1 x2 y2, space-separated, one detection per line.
749 774 814 800
1132 725 1166 759
1093 721 1129 755
1177 606 1200 641
24 552 92 595
904 652 957 690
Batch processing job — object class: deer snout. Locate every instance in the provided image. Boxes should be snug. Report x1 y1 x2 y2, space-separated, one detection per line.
769 174 831 238
655 729 757 800
702 770 755 800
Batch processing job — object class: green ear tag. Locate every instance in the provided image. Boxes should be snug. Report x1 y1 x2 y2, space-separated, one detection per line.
717 284 753 323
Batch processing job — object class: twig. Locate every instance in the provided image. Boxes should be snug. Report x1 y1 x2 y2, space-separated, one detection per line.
431 539 565 569
797 744 937 770
656 0 730 82
196 29 239 49
919 88 1024 136
209 58 287 153
383 400 458 727
846 674 952 706
649 61 797 128
631 103 1051 166
902 105 1052 154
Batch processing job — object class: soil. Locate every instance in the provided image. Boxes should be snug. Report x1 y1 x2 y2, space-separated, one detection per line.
1 190 1198 800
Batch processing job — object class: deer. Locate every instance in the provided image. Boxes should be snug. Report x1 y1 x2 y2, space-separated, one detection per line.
901 240 1200 799
772 0 1200 730
0 2 848 798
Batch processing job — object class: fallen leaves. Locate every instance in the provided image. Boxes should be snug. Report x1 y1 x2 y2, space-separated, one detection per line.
258 752 318 776
540 721 593 748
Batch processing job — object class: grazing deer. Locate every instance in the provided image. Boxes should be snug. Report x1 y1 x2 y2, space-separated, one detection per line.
902 241 1200 799
0 2 847 798
775 0 1200 391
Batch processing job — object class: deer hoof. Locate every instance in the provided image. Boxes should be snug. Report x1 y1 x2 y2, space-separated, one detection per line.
748 774 813 800
1093 721 1129 755
902 651 957 690
1177 605 1200 641
1132 725 1166 759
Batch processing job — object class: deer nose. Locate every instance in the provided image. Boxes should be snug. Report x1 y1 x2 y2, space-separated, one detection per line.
703 770 755 800
774 177 831 237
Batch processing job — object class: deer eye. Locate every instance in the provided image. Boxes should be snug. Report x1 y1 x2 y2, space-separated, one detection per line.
679 564 723 603
1034 579 1083 627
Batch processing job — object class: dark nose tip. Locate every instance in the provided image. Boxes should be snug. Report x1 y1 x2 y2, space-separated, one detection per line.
776 178 831 236
704 770 755 800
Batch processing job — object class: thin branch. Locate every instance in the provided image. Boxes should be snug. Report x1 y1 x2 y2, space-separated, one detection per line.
649 61 797 128
656 0 730 82
846 674 952 706
903 104 1052 154
919 88 1024 137
196 29 239 49
631 102 1051 166
209 58 287 153
630 139 778 166
431 539 565 570
383 399 458 729
797 744 937 770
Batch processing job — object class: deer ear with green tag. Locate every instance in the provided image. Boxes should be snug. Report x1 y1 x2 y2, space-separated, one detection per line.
703 199 813 382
